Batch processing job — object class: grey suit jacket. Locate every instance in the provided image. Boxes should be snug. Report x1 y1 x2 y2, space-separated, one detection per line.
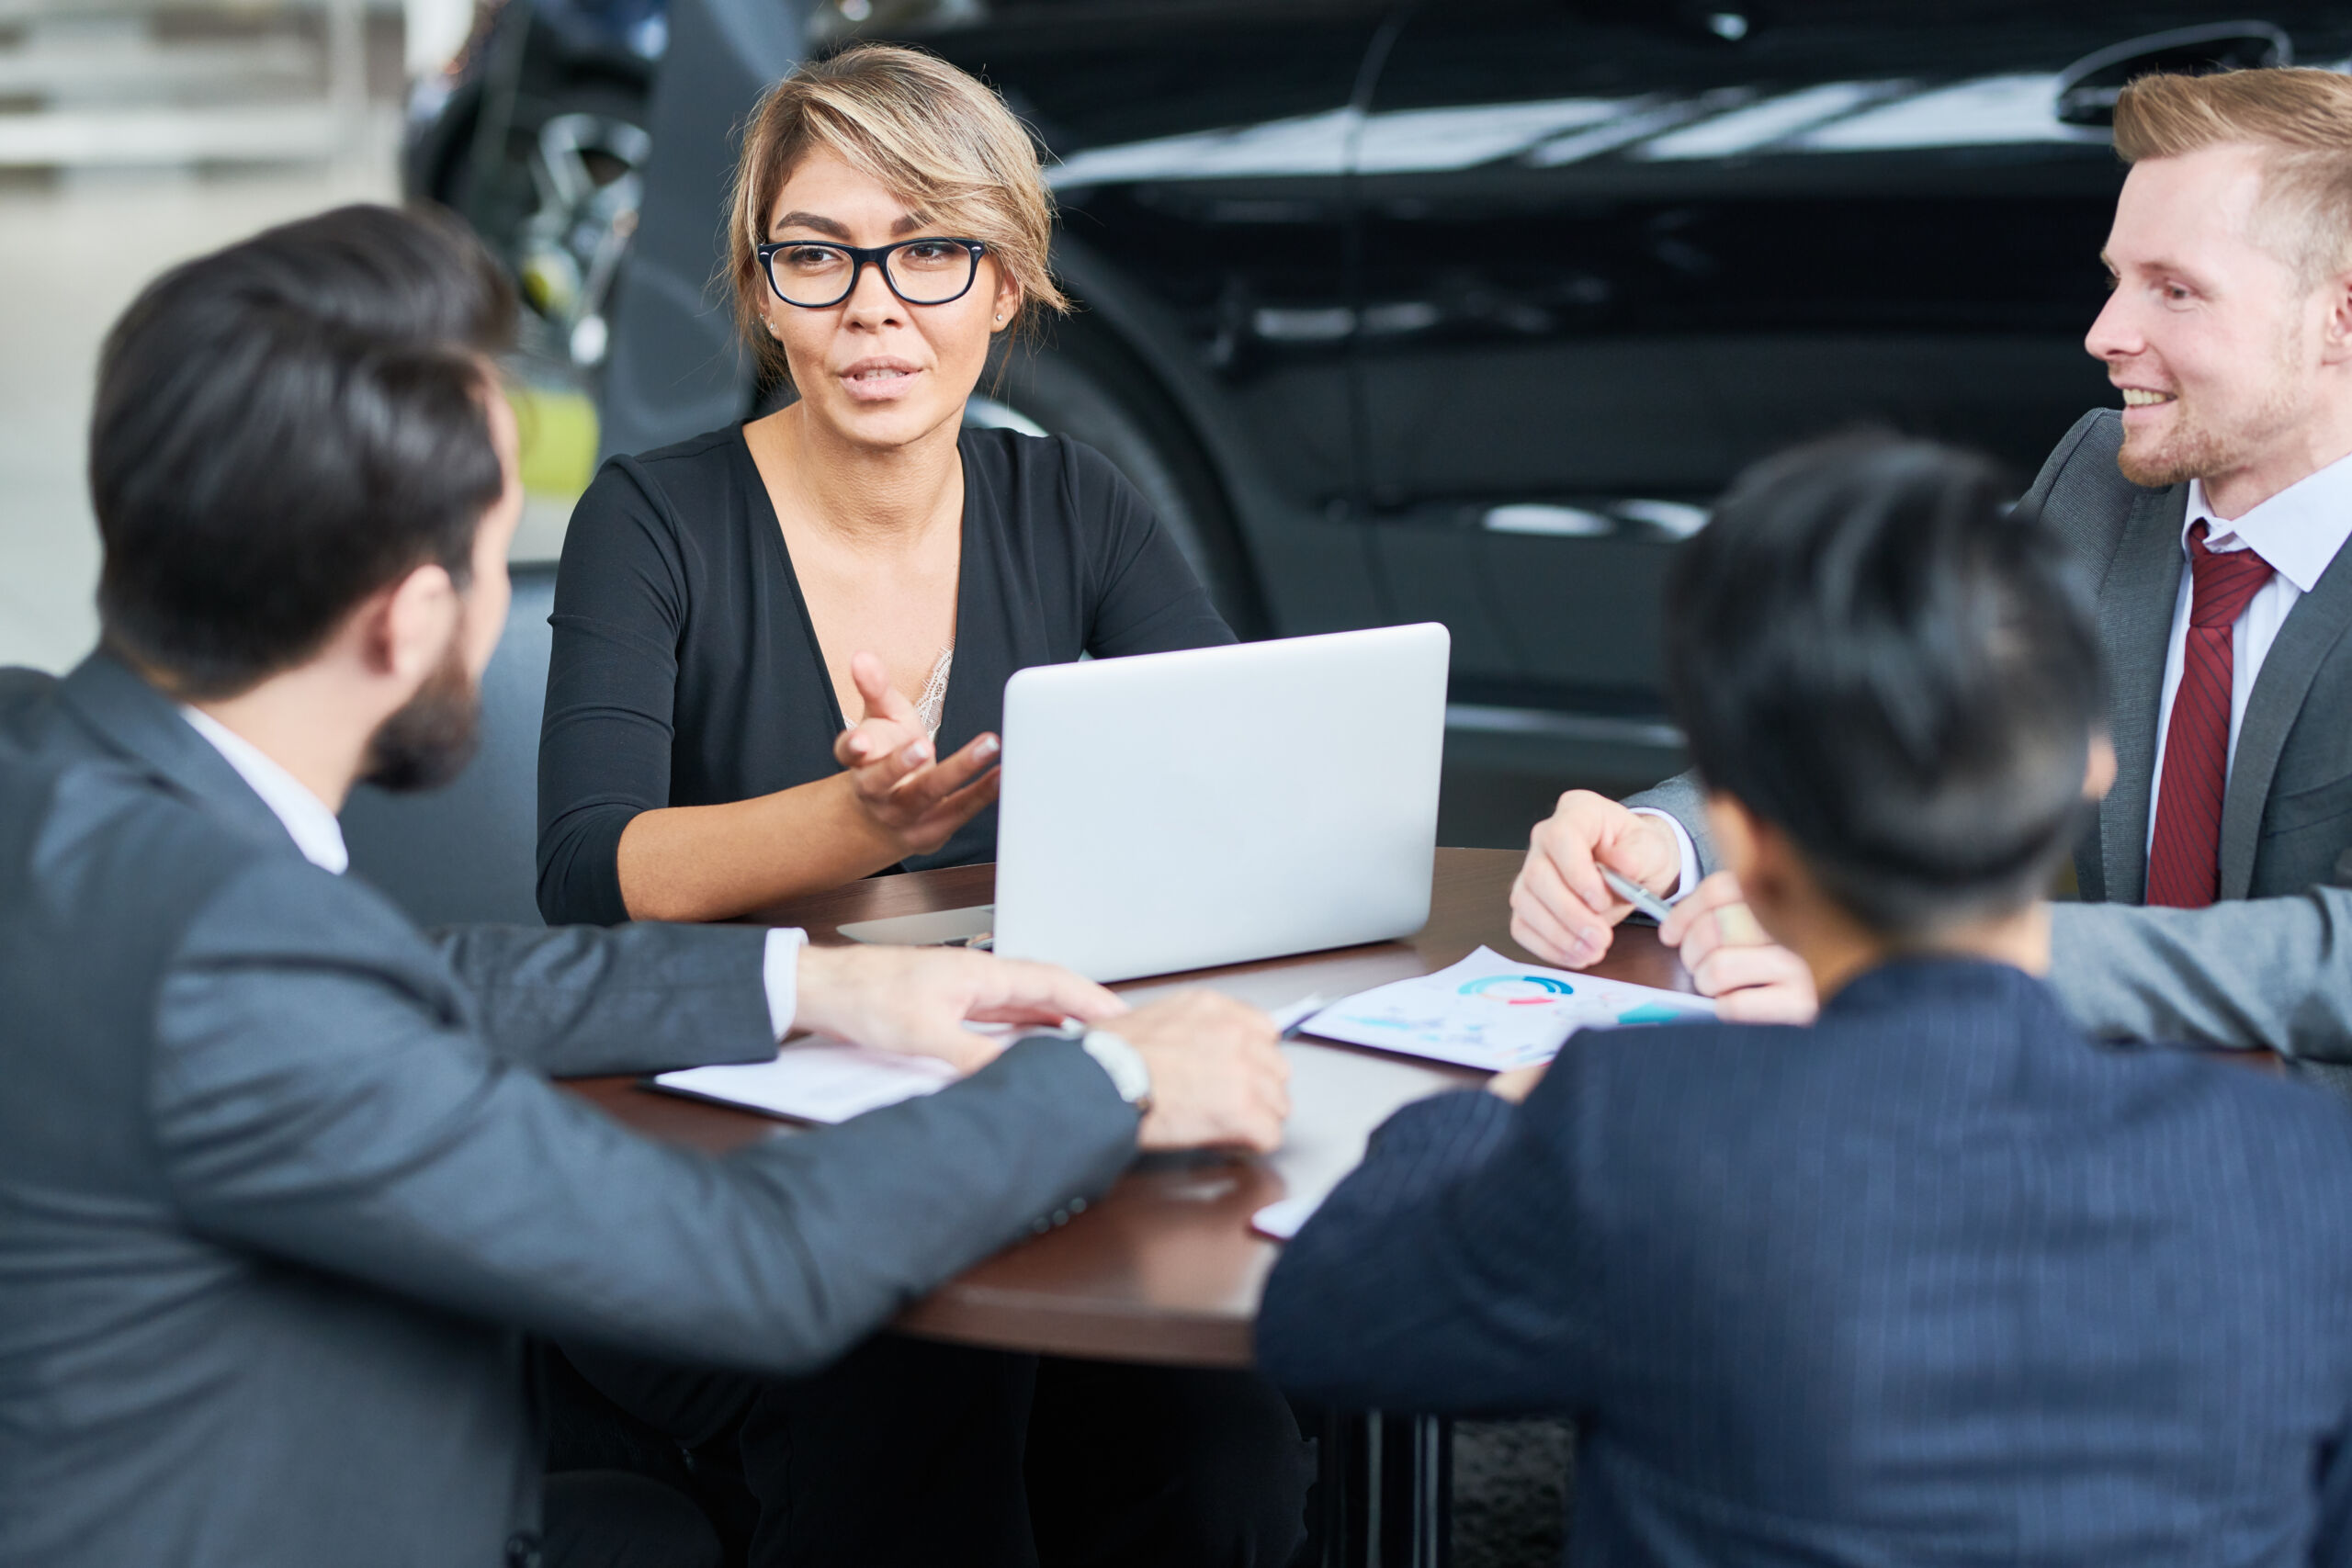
2027 410 2352 907
1631 409 2352 1060
0 654 1139 1568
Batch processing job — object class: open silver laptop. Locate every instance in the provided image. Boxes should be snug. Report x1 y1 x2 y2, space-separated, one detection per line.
840 623 1450 982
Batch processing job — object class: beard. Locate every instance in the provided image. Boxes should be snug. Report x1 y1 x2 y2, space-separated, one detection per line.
360 639 481 793
2116 327 2308 490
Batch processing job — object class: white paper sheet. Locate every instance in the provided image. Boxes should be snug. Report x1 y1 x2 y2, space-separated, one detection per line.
1250 1195 1322 1240
653 1042 960 1125
655 991 1335 1130
1297 945 1714 1071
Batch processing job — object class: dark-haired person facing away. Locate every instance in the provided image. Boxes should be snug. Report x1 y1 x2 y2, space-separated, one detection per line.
1258 436 2352 1567
0 204 1293 1568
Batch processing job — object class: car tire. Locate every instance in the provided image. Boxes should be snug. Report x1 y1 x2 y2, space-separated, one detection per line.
972 328 1268 637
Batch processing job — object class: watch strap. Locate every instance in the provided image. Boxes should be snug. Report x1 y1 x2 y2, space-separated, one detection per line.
1079 1028 1154 1114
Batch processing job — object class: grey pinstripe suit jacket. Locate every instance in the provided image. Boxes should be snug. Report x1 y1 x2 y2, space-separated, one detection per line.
1262 959 2352 1566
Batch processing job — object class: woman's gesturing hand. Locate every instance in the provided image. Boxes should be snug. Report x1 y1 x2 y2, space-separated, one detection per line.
833 652 1003 854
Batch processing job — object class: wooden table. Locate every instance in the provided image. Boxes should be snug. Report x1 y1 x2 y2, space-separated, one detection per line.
563 847 1690 1568
563 847 1690 1366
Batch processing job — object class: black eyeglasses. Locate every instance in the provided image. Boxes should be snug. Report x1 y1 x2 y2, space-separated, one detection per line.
755 237 989 309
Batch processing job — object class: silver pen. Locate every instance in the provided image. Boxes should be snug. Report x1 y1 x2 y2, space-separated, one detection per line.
1600 865 1674 925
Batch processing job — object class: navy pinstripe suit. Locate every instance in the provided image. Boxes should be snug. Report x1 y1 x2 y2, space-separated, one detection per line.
1259 959 2352 1566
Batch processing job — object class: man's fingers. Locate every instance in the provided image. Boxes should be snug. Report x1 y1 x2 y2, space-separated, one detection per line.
1226 1098 1285 1153
1535 824 1614 917
1709 959 1818 1024
1599 812 1680 897
1510 910 1569 967
1513 856 1611 964
977 958 1126 1026
1658 871 1742 942
1714 987 1811 1025
1247 1045 1293 1117
1674 909 1727 972
1714 901 1770 947
1487 1063 1548 1103
878 1018 1003 1074
1690 942 1779 997
1657 899 1697 945
1688 942 1816 1024
1510 897 1593 969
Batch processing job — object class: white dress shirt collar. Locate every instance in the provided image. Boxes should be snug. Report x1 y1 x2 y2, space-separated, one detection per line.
2183 449 2352 594
176 705 350 874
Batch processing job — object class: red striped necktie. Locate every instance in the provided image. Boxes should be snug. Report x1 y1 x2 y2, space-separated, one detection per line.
2146 520 2275 908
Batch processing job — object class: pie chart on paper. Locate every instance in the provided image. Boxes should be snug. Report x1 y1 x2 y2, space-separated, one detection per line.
1457 973 1577 1006
1298 946 1718 1071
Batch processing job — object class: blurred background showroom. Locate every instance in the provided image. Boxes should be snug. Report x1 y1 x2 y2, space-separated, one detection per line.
1 1 2290 852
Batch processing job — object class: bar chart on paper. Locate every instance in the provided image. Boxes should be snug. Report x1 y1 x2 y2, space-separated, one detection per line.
1298 946 1714 1071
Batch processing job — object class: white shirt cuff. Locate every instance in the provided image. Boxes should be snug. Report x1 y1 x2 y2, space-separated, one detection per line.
762 928 810 1040
1627 807 1702 903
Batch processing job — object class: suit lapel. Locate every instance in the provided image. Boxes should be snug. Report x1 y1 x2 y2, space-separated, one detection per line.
58 652 293 852
2095 482 2188 906
2220 536 2352 897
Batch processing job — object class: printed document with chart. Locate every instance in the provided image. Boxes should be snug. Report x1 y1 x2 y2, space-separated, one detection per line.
1296 946 1714 1071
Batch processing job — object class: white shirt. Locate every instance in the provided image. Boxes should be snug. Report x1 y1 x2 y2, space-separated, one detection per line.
178 705 352 874
1641 448 2352 898
2145 457 2352 856
175 706 808 1036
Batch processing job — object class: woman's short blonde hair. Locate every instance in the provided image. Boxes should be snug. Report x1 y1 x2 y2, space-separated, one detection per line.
2114 67 2352 288
725 42 1069 386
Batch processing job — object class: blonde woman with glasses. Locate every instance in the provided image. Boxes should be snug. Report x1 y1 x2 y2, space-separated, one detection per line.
536 43 1234 929
538 43 1307 1568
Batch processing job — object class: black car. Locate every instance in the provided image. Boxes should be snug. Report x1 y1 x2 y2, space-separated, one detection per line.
409 0 2345 784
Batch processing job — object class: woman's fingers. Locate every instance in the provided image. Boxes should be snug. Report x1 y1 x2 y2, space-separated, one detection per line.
898 770 1001 852
840 720 923 769
836 654 930 767
887 733 1001 811
850 652 916 722
844 732 933 795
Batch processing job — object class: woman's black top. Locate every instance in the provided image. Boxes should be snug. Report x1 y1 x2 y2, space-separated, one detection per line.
537 424 1235 925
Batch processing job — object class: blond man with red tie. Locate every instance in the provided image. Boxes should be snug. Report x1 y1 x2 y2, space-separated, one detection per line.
1510 67 2352 1072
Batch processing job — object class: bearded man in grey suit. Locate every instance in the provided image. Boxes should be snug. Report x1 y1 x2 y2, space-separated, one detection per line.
1510 67 2352 1072
0 207 1295 1568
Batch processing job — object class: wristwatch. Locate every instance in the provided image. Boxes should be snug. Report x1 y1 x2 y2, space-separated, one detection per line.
1080 1028 1154 1115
